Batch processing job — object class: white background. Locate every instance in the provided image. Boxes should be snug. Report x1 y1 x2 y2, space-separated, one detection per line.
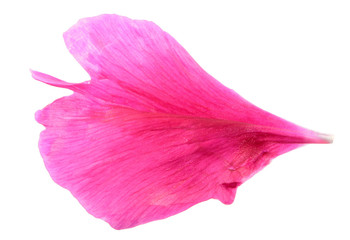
1 0 349 239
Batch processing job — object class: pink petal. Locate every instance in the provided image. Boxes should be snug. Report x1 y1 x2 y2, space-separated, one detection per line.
33 14 332 229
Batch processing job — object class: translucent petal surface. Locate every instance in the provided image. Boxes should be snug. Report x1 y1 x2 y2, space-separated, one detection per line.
33 14 332 229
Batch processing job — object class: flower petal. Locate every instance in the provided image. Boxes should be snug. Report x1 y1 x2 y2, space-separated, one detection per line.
33 76 302 229
33 14 332 229
63 14 323 138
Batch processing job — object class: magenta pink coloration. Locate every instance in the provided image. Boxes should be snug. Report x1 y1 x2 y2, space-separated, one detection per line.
33 14 332 229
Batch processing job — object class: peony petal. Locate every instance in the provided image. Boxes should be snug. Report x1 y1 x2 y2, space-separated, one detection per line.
33 14 332 229
62 15 320 136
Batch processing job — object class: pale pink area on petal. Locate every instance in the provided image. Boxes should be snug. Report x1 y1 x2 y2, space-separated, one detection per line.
63 15 321 135
33 14 332 229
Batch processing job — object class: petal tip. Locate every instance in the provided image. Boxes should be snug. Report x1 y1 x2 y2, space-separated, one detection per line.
31 70 76 89
35 109 43 124
317 133 334 144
